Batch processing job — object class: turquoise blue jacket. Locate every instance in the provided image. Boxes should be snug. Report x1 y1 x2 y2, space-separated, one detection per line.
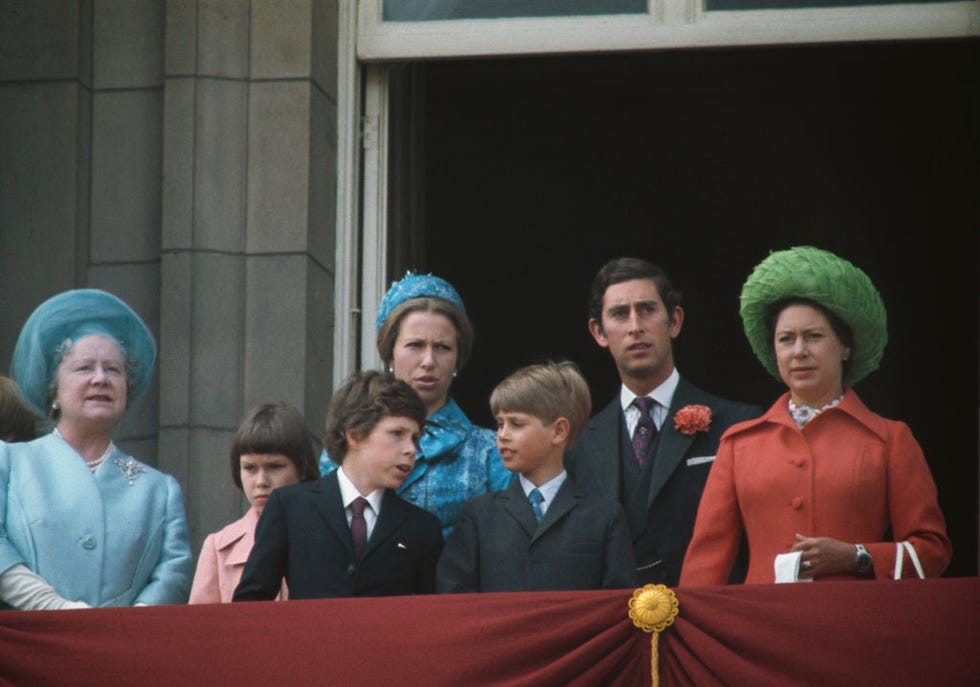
321 399 512 537
0 434 193 606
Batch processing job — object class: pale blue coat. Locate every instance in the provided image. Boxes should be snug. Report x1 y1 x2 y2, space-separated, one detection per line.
0 434 192 606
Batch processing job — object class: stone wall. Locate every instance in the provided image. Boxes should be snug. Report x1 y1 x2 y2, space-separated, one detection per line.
0 0 339 557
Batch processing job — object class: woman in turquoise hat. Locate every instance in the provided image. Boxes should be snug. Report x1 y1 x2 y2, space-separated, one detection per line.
321 272 512 536
0 289 193 609
681 247 951 585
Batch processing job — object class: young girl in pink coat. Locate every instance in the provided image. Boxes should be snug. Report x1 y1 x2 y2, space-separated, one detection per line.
189 403 319 603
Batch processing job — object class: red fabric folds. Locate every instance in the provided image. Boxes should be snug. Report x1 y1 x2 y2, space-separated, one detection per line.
0 580 976 686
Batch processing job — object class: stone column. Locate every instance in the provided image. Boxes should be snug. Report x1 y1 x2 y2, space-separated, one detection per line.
0 1 164 461
160 0 337 552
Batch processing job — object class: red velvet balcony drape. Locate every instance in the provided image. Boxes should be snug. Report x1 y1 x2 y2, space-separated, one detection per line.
1 579 977 686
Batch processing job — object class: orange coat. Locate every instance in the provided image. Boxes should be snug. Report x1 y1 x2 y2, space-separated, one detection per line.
189 508 286 603
680 391 951 585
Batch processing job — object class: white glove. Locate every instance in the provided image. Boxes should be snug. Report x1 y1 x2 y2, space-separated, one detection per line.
0 564 92 611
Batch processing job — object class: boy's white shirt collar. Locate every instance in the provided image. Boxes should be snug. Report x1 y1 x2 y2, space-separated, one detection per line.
337 465 384 515
621 367 679 432
519 470 566 517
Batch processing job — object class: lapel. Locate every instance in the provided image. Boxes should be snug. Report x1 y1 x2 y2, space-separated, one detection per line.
577 398 625 501
646 377 698 507
216 508 259 567
501 479 539 538
530 478 576 544
363 490 407 560
311 472 356 560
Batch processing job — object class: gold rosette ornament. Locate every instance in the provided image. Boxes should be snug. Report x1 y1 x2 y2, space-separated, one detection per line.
628 584 679 687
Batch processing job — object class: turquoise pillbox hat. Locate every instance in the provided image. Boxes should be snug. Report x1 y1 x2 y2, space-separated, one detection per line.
375 272 466 332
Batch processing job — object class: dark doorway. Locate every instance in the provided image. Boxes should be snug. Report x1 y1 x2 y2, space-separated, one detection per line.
388 39 979 576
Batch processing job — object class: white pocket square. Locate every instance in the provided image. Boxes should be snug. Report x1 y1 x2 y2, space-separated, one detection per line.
397 542 407 550
686 455 715 466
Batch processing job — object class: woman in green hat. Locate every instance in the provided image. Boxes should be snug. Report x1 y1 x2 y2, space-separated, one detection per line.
681 247 951 585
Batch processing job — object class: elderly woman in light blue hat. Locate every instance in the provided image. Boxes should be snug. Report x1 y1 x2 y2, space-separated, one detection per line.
682 247 951 586
321 273 512 536
0 289 192 610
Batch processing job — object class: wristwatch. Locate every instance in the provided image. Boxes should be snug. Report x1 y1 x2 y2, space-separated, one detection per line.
855 544 873 575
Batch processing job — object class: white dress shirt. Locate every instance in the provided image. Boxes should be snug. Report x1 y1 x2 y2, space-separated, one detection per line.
337 466 384 540
519 471 567 519
621 367 680 436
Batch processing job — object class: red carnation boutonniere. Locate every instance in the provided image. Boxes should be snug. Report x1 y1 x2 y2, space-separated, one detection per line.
674 404 712 435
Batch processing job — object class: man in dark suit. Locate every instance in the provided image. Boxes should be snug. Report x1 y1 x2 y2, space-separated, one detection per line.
233 371 443 601
437 361 635 593
565 258 761 587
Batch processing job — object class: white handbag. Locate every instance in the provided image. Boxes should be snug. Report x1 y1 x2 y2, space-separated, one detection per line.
893 540 925 579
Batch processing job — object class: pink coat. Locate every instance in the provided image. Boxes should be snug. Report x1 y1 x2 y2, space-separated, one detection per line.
189 507 287 603
681 391 952 585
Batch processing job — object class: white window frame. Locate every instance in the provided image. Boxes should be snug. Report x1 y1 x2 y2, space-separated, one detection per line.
334 5 389 386
357 0 978 61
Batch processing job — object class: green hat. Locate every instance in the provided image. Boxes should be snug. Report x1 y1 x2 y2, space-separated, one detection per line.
739 246 887 387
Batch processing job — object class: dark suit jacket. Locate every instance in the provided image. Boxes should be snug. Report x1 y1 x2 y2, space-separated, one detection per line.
565 376 761 587
232 471 443 601
436 476 636 593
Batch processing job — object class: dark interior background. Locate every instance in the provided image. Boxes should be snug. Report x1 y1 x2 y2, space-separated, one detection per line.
387 39 979 576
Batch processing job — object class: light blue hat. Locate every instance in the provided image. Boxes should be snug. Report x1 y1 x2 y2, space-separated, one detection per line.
375 272 466 332
11 289 157 416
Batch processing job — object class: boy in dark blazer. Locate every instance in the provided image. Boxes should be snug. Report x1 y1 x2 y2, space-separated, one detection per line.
437 361 635 593
233 371 443 601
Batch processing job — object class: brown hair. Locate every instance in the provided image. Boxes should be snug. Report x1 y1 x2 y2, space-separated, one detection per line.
764 297 855 379
490 360 592 446
230 403 319 489
587 257 682 327
0 375 39 442
323 370 427 464
376 297 474 371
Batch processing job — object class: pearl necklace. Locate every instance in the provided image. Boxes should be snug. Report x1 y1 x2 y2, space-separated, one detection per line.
53 428 115 472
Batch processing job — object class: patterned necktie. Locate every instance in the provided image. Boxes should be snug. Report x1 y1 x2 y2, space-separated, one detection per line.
350 497 369 560
528 488 544 523
631 396 658 466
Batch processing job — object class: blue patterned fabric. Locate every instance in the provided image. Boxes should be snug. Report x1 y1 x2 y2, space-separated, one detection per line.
375 272 466 331
320 399 512 537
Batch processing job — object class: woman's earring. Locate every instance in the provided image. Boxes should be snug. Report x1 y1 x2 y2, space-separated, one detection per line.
388 365 394 374
51 401 60 411
452 370 458 379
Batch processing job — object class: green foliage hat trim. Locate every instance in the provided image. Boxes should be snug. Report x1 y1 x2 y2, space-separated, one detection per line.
739 246 887 387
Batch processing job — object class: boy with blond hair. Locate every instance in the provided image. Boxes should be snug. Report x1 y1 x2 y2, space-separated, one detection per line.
437 360 635 593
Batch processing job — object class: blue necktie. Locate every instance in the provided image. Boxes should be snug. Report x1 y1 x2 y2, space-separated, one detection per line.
631 396 658 467
528 488 544 523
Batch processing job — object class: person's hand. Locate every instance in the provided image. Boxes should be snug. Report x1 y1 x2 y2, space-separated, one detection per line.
790 533 858 578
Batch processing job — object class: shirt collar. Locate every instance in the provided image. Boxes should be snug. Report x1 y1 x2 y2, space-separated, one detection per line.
519 470 567 509
620 367 680 412
337 465 384 514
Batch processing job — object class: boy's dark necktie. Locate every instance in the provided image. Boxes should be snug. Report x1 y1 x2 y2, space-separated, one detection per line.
350 497 368 560
631 396 658 466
